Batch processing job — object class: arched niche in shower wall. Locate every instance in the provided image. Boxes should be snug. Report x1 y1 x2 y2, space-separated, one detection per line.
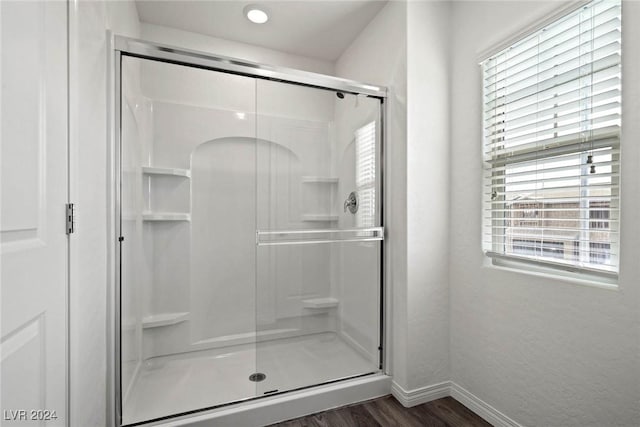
190 136 311 347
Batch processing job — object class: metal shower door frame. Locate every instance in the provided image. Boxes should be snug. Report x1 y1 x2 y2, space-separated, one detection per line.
111 35 388 427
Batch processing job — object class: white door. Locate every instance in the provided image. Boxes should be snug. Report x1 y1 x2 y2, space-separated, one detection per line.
1 1 68 426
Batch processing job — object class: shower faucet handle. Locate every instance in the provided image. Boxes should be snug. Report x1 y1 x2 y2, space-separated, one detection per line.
344 191 358 214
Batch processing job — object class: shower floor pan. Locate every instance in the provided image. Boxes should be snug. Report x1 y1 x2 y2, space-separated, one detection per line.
123 332 376 425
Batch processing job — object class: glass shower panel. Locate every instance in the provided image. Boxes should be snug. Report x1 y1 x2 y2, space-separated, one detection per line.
119 56 258 425
254 80 383 395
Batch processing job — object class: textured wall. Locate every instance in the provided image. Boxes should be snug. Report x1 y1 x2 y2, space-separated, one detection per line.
405 0 451 391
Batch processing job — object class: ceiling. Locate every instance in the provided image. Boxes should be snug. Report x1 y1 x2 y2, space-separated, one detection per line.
135 1 388 62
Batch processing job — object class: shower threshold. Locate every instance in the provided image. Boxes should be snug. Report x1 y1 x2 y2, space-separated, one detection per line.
122 332 378 425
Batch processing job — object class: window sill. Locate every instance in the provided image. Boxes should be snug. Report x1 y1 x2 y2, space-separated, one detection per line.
483 253 619 291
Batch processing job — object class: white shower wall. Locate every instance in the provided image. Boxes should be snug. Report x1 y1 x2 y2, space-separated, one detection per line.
138 66 255 359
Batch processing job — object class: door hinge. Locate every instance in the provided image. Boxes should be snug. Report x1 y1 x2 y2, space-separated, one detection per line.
66 203 75 235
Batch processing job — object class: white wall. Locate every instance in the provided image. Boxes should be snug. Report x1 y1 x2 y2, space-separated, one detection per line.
335 0 452 393
68 1 141 426
405 0 451 391
450 1 640 426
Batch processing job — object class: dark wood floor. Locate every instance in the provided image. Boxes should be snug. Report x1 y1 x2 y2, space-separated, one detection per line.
269 395 491 427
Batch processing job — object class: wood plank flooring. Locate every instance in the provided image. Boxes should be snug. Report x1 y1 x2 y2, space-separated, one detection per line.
269 396 491 427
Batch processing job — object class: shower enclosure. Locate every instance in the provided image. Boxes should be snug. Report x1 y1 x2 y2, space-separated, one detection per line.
114 38 385 426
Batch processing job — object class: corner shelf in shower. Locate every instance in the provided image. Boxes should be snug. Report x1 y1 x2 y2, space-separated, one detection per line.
142 166 191 178
142 212 191 222
301 214 339 222
142 312 190 329
301 176 339 184
302 297 339 309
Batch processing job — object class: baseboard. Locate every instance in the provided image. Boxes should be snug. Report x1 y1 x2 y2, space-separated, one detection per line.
390 380 451 407
391 380 522 427
450 382 523 427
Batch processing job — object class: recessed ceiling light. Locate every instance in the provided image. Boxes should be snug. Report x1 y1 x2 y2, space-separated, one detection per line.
244 5 269 24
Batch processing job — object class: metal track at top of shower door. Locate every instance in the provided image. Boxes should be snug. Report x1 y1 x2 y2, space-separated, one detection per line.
114 36 387 98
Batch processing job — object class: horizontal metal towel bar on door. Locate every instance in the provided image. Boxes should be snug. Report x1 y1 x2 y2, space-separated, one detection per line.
256 227 384 246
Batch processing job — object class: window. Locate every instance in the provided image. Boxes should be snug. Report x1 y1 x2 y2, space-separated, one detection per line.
482 0 621 276
355 121 376 228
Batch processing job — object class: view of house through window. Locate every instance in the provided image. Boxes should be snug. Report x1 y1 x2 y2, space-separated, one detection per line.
482 0 621 274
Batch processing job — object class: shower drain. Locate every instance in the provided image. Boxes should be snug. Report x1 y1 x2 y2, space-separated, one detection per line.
249 373 266 382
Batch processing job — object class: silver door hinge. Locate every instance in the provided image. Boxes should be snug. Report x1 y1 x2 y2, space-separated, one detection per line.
66 203 75 235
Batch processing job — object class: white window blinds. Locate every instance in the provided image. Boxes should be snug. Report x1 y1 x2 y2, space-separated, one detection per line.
482 0 621 275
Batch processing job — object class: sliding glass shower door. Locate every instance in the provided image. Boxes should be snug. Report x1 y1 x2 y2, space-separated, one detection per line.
119 55 260 425
254 80 383 395
118 51 383 426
